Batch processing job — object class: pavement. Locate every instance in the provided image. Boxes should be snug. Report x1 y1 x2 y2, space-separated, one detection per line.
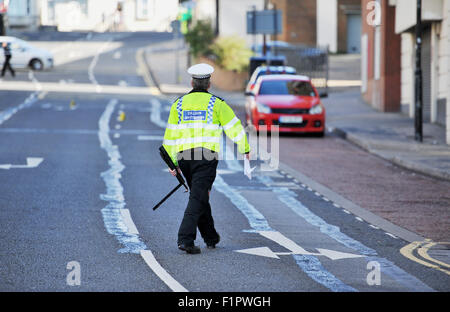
143 41 450 183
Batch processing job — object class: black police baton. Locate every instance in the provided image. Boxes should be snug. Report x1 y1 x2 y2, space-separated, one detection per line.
152 146 188 211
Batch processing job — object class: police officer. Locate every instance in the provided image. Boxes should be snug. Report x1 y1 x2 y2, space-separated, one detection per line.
163 63 250 254
1 42 15 77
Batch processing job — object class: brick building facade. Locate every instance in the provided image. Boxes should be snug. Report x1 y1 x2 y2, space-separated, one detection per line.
271 0 360 53
270 0 317 46
361 0 401 112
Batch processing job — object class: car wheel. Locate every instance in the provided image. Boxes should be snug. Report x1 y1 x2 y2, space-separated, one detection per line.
30 59 44 71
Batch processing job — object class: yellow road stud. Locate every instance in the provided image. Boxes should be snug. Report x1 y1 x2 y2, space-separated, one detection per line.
118 111 126 122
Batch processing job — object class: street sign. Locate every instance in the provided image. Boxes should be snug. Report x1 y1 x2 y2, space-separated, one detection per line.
247 10 282 35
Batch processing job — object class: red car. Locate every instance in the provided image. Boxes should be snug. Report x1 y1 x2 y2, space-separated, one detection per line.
245 75 325 136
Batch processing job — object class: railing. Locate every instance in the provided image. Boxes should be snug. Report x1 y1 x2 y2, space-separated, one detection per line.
275 44 329 96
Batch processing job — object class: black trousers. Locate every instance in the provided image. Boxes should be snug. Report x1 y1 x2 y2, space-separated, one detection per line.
177 148 220 247
1 56 15 77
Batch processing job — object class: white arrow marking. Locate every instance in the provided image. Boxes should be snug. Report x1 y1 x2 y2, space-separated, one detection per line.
234 231 364 261
315 248 365 261
258 231 317 255
0 157 44 170
235 247 280 259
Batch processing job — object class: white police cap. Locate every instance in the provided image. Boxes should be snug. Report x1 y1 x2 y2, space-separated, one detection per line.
187 63 214 79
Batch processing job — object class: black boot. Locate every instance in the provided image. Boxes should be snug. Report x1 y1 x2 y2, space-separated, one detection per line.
206 234 220 249
178 244 201 254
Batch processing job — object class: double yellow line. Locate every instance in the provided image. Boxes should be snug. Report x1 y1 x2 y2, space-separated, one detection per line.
135 47 161 96
400 240 450 275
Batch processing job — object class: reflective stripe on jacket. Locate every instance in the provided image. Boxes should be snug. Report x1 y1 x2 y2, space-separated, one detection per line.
163 91 250 166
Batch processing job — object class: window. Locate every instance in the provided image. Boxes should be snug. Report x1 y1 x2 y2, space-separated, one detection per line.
136 0 149 20
7 0 28 16
259 80 316 97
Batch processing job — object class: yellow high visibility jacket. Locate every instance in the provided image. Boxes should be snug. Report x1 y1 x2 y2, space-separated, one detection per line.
163 91 250 166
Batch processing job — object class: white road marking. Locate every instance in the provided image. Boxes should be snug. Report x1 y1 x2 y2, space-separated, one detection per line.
89 38 112 93
0 80 157 95
355 217 364 222
28 70 42 91
120 209 139 235
385 232 398 239
137 135 164 141
0 92 45 125
140 250 188 292
99 99 187 292
150 98 167 128
369 224 380 230
259 231 316 255
235 231 364 261
0 157 44 170
236 247 280 259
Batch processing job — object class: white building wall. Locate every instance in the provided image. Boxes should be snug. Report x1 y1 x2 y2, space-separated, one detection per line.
7 0 40 29
194 0 264 47
219 0 264 47
444 0 450 144
397 0 450 144
193 0 216 22
395 0 444 34
40 0 178 32
400 32 415 117
122 0 178 32
316 0 337 53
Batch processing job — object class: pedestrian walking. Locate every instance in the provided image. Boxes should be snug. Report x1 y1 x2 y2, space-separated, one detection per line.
1 42 15 77
163 63 250 254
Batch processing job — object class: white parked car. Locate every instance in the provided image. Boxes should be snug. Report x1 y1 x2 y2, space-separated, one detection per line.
0 36 54 71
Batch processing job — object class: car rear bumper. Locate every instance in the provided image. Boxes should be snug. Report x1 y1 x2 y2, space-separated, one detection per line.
253 112 325 133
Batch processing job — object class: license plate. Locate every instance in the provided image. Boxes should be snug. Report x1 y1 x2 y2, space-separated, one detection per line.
279 116 303 123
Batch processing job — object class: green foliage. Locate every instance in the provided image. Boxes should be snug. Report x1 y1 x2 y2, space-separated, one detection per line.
210 36 254 73
184 20 215 58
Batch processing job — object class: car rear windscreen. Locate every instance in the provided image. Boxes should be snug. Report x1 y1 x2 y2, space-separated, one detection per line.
259 80 316 96
256 70 295 81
